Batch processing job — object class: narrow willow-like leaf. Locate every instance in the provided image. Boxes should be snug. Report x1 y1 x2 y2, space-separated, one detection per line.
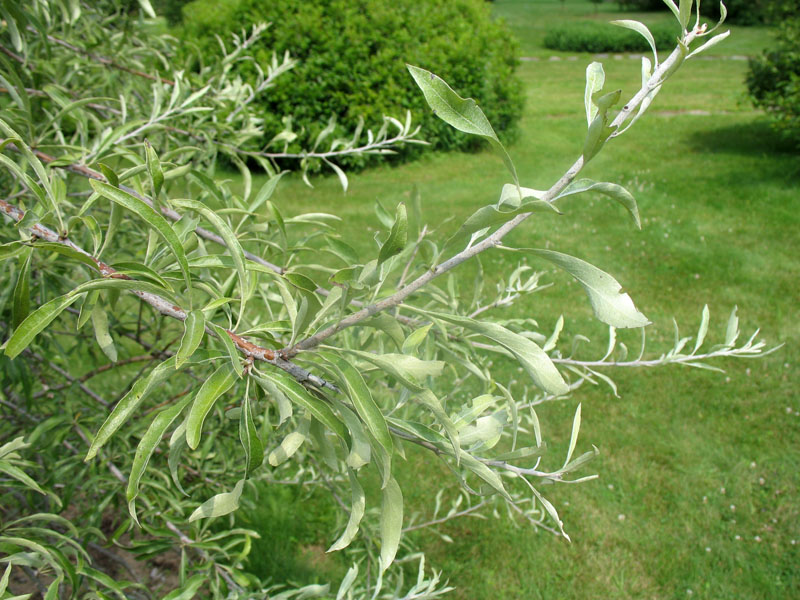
127 395 193 523
89 180 191 292
208 322 243 377
268 430 306 466
583 89 621 163
725 305 739 347
91 303 117 362
413 310 569 397
339 349 444 392
11 247 32 329
327 470 366 553
162 574 206 600
407 64 518 186
252 370 348 441
458 452 512 500
401 323 433 355
248 171 286 213
377 203 408 265
686 31 730 59
188 479 245 522
562 403 582 469
584 62 605 126
144 140 164 198
239 391 264 475
176 310 205 368
86 356 180 460
554 178 641 229
445 196 559 252
662 0 681 22
679 0 693 30
0 460 47 495
336 565 358 600
322 353 393 458
186 362 237 450
610 20 658 62
338 405 371 469
522 249 650 329
70 277 179 304
693 304 710 353
379 477 403 572
417 389 460 460
173 199 248 317
4 294 83 359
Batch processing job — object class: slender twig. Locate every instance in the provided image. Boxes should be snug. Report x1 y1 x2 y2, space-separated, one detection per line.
281 32 699 358
0 196 334 390
402 499 489 534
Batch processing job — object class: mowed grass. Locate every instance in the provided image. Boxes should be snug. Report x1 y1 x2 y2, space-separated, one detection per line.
239 2 799 598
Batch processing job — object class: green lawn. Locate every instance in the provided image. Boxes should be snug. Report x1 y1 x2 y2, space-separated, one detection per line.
241 2 799 598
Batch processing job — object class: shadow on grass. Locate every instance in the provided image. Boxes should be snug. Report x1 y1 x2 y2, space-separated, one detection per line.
688 118 799 159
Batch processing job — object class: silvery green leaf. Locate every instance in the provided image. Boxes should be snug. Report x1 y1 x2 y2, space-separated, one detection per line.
378 203 408 265
417 389 460 459
523 249 650 329
584 62 605 126
89 180 191 292
323 158 348 193
498 184 545 210
402 323 433 355
336 565 358 600
339 349 444 392
693 304 710 353
610 20 658 63
562 403 582 469
176 310 205 368
679 0 693 30
162 574 206 600
415 310 569 396
268 430 306 467
543 315 564 352
322 353 393 458
725 305 739 347
379 477 403 572
407 64 518 186
338 406 371 469
529 484 569 541
252 370 348 440
189 479 245 521
173 199 248 318
686 31 730 59
4 294 83 359
662 0 681 22
458 452 511 500
186 362 238 450
90 303 117 362
144 140 164 198
445 197 559 252
554 178 640 229
127 395 193 523
459 410 506 450
327 470 365 552
248 171 286 213
239 391 264 475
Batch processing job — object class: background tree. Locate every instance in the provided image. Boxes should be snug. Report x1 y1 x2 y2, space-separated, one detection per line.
0 1 774 598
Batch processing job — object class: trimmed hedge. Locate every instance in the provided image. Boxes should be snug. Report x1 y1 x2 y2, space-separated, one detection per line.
179 0 524 163
616 0 773 26
544 21 679 53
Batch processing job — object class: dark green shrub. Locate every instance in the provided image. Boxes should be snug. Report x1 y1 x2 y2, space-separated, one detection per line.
544 20 679 53
616 0 772 26
179 0 524 164
747 7 800 146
